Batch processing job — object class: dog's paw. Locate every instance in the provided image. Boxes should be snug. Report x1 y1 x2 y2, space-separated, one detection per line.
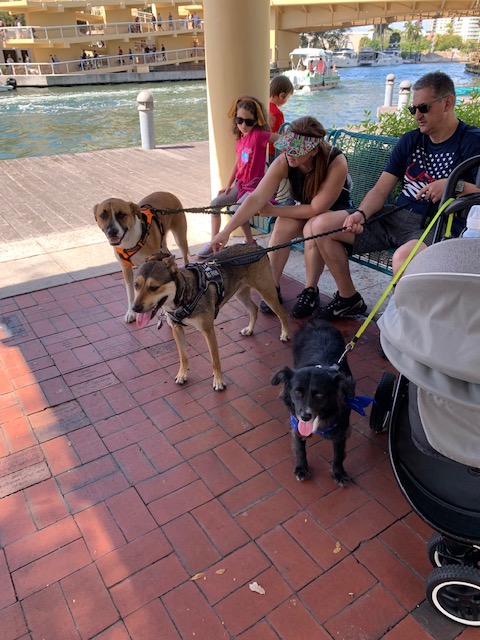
213 377 226 392
280 330 290 342
332 467 351 488
294 466 311 482
175 370 188 385
125 309 137 323
239 327 253 336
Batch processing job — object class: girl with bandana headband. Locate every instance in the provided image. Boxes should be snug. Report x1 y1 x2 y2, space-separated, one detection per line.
204 116 352 318
197 96 280 257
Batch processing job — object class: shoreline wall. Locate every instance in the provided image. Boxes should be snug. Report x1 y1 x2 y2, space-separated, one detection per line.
12 69 206 88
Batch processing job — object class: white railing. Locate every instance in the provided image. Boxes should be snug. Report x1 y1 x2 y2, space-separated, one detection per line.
0 18 203 43
0 47 205 77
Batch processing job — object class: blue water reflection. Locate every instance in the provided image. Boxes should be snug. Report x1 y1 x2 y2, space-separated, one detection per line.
0 62 477 160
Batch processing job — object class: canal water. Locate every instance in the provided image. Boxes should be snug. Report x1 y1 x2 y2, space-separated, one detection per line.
0 62 477 160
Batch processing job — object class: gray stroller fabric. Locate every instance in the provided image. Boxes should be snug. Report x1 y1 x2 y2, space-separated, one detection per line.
378 238 480 467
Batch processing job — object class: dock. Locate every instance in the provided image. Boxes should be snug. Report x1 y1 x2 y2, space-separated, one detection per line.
0 144 451 640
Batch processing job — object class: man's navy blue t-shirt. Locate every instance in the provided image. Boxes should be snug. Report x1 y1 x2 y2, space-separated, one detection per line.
385 120 480 215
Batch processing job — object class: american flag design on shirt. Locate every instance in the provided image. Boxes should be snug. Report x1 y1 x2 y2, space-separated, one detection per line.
401 145 457 201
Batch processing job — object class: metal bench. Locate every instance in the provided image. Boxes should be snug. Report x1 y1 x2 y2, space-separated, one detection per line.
325 128 400 275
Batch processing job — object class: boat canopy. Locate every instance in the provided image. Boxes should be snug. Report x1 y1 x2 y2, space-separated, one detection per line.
289 48 331 58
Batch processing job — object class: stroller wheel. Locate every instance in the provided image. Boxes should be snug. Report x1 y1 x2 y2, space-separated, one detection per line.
369 372 395 433
427 533 450 567
426 565 480 626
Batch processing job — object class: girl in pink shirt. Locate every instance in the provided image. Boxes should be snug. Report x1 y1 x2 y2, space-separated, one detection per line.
198 96 279 257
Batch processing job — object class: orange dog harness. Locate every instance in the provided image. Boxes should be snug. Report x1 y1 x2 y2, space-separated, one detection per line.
115 205 163 266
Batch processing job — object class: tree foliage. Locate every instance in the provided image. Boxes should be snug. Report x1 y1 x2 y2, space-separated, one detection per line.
434 34 463 51
352 90 480 137
300 29 350 51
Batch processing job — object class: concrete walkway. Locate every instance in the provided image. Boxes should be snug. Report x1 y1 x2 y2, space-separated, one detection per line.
0 141 390 304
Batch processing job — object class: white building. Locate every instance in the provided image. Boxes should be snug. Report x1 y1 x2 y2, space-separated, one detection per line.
432 17 480 42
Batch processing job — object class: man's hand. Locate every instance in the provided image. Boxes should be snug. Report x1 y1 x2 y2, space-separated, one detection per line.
343 211 366 235
416 179 447 204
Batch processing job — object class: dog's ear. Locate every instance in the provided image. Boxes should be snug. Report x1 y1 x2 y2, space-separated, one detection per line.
93 203 100 221
130 203 142 218
271 367 294 387
333 372 355 401
147 252 171 262
165 256 178 274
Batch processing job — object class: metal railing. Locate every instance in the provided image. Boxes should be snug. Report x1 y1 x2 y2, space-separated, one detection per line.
0 47 205 77
0 18 203 43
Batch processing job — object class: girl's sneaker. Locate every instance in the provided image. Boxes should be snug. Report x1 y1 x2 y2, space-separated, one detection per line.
197 243 215 258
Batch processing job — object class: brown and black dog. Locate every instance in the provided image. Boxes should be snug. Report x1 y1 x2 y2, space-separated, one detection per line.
131 245 290 391
94 191 190 323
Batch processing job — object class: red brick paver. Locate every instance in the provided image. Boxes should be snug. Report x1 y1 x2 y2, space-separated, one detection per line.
0 273 468 639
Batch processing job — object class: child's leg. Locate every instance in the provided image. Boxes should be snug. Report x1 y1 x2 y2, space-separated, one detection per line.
211 213 222 237
209 187 238 240
232 193 255 244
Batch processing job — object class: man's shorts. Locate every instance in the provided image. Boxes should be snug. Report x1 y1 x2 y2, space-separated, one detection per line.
350 205 434 255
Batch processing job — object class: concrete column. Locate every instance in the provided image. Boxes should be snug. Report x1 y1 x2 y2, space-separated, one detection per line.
203 0 270 198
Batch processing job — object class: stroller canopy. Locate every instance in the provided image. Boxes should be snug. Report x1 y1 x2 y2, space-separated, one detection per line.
378 238 480 467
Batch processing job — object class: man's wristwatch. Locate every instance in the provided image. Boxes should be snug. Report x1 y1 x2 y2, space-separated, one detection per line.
455 179 465 194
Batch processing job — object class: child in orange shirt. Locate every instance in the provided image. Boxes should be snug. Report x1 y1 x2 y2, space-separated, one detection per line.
269 76 294 163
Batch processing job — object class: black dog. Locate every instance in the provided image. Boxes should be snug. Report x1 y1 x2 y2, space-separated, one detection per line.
271 319 355 486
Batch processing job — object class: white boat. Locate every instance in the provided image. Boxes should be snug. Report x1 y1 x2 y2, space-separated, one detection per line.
0 78 16 91
332 49 358 68
358 48 403 67
283 48 340 93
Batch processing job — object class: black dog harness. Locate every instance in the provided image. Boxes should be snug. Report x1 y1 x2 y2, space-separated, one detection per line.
167 263 225 325
115 205 164 266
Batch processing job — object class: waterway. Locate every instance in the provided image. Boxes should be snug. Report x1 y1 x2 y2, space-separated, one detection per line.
0 61 477 160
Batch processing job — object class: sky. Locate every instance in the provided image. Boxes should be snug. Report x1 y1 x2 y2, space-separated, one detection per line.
351 20 431 34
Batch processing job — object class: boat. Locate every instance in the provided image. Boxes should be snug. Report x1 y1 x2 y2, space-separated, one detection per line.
0 78 17 91
465 53 480 75
331 49 358 68
358 48 402 67
283 48 340 92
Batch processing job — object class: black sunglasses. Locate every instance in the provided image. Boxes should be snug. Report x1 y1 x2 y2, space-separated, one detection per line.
235 116 256 127
407 96 445 115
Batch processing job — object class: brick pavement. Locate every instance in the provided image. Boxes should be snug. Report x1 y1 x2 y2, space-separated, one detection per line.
0 269 473 640
0 142 471 639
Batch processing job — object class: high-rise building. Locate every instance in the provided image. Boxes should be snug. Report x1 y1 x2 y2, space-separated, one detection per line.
431 16 480 42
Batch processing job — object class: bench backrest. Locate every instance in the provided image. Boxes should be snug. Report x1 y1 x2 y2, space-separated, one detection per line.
326 128 399 207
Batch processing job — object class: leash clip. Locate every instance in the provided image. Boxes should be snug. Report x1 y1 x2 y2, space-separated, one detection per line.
337 340 355 366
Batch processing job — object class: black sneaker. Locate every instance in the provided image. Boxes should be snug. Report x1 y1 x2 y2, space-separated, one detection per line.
314 291 367 321
291 287 320 318
260 287 283 314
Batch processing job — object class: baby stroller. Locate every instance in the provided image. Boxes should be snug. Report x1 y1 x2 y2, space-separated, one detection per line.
374 156 480 626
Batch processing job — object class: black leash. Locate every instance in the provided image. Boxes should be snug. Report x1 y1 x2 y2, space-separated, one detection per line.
203 204 406 266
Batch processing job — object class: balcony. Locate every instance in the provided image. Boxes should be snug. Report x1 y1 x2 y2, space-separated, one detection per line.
1 18 203 47
1 46 205 76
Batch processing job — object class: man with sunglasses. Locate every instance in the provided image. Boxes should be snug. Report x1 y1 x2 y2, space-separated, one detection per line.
308 71 480 321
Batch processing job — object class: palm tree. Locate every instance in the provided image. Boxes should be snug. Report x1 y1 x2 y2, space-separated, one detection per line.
404 20 423 43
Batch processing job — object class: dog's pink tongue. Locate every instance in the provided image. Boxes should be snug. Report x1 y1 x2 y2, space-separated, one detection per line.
298 420 314 437
135 310 153 329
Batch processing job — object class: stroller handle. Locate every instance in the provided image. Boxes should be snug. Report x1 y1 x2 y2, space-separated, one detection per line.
439 154 480 206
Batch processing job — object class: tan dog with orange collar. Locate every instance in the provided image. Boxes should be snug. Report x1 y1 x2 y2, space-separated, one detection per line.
94 191 190 323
